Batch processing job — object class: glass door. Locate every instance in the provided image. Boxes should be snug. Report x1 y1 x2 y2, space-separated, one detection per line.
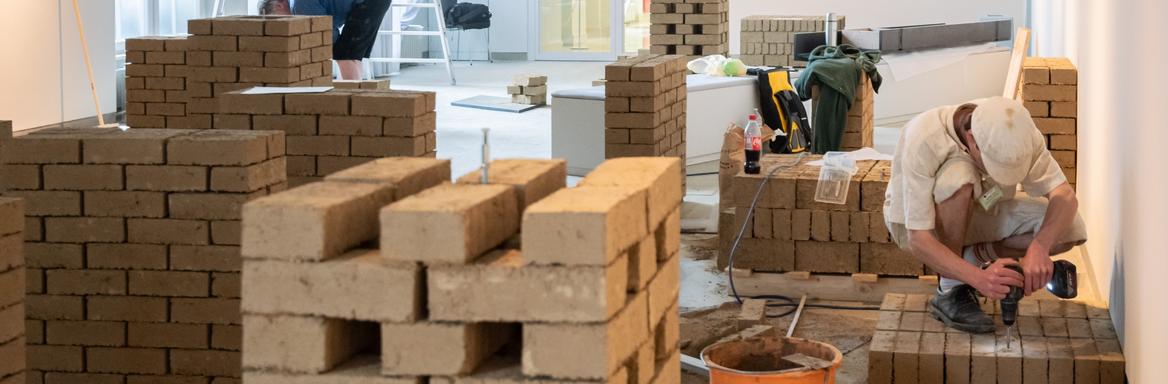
533 0 648 61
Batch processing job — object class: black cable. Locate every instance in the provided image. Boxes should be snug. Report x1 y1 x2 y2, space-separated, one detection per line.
727 153 805 304
686 171 718 177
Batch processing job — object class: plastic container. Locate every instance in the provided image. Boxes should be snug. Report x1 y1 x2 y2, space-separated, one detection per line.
743 114 762 174
702 336 843 384
813 151 858 205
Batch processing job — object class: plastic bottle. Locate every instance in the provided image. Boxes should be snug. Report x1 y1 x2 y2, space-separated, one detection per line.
744 114 762 174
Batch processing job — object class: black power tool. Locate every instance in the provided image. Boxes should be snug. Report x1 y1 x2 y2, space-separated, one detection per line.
999 259 1078 347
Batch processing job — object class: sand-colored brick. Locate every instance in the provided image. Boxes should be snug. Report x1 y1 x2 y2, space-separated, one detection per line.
577 157 681 229
381 184 519 264
242 181 395 261
523 291 649 380
381 322 515 376
242 315 376 374
456 159 567 212
523 186 647 266
427 249 627 322
242 249 421 322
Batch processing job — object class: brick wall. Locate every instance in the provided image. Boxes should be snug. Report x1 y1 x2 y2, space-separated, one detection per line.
125 15 334 129
215 88 437 187
0 128 287 383
240 156 681 382
720 155 919 276
869 293 1124 383
649 0 729 58
605 54 688 184
1019 57 1077 189
740 15 846 67
0 197 24 384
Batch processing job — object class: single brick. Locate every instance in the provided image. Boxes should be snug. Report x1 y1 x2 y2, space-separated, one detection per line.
128 270 210 297
87 347 167 374
168 130 276 166
380 184 519 264
577 157 682 229
428 249 627 322
46 269 125 295
82 129 188 164
242 356 421 384
169 192 254 220
523 186 647 266
243 314 376 374
351 91 434 117
42 165 123 190
892 331 920 383
44 320 125 346
381 322 516 375
171 349 241 377
83 191 167 218
456 159 567 212
523 291 649 380
211 157 287 192
128 322 209 349
242 249 421 322
25 295 84 320
126 165 209 191
127 218 209 245
87 296 168 322
171 298 241 324
27 344 83 372
241 181 395 262
170 245 241 272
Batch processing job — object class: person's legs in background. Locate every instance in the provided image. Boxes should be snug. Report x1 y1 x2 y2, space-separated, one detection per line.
333 0 393 80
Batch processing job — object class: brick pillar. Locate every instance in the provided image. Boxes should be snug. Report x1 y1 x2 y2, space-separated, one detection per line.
0 198 24 383
1 128 286 383
604 54 689 185
649 0 729 59
1019 57 1078 189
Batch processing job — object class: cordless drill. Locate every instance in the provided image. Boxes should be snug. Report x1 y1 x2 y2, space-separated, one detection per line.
998 260 1078 348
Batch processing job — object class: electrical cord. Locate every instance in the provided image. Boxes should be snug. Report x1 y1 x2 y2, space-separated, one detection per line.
725 153 883 317
686 171 719 177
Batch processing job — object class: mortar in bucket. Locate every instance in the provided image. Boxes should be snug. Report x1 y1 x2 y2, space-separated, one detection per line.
700 336 842 384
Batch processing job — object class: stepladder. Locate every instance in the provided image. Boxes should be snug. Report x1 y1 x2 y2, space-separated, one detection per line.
368 0 457 85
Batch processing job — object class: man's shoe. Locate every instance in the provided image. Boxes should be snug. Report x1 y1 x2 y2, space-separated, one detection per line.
928 284 996 334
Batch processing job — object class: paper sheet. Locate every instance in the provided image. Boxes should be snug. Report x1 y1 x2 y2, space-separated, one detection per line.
880 43 1005 81
807 147 893 166
241 86 334 95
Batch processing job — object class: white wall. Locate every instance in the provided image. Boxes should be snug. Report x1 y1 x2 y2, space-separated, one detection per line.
1036 0 1168 381
0 0 115 131
728 0 1027 55
424 0 530 60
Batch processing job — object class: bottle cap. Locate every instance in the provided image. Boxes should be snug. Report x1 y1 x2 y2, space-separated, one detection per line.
748 114 757 121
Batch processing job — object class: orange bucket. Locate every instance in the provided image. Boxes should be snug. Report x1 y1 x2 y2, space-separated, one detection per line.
700 336 843 384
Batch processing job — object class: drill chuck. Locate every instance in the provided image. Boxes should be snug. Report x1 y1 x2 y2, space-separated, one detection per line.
1000 264 1024 326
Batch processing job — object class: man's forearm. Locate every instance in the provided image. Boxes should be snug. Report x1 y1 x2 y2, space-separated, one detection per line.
909 229 983 284
1033 184 1078 251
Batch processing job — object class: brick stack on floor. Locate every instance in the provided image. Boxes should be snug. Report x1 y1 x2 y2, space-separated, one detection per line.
869 293 1125 384
216 88 437 187
1019 57 1078 189
604 54 688 184
332 79 391 90
0 128 287 383
240 156 681 383
648 0 729 58
810 73 875 151
0 197 24 384
508 74 548 106
719 155 916 275
739 15 846 67
124 15 334 130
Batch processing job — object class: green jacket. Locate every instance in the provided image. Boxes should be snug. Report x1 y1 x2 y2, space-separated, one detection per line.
794 45 883 153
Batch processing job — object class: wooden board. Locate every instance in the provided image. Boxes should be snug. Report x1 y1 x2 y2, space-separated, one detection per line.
1002 27 1032 99
730 272 939 303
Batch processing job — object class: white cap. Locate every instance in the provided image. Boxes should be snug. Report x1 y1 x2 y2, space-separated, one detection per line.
970 96 1041 186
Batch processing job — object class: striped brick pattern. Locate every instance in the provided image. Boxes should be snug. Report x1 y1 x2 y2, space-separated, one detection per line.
604 54 688 185
215 88 438 187
648 0 729 58
0 128 287 383
740 15 846 67
125 15 335 130
869 293 1124 384
0 197 25 384
240 157 681 383
719 155 919 276
1019 57 1078 189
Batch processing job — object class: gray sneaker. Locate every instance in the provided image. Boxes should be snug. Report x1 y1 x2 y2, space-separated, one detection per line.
928 284 995 334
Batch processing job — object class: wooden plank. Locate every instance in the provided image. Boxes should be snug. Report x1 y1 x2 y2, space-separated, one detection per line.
1003 27 1032 99
730 272 937 302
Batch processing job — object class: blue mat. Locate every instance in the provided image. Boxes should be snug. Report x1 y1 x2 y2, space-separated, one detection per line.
451 95 541 113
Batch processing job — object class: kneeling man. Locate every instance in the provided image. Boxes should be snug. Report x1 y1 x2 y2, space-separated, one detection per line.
885 96 1086 333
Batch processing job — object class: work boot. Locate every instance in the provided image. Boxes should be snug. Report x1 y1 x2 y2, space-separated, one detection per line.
929 284 996 334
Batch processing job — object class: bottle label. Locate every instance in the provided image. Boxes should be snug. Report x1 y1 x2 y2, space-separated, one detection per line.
748 136 762 151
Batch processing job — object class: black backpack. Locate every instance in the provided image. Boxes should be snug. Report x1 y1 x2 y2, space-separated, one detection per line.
446 2 492 30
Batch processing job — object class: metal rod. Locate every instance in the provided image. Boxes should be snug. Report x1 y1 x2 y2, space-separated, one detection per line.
481 128 491 183
786 295 808 337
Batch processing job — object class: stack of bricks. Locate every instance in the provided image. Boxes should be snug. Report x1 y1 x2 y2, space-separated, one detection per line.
1019 57 1078 189
215 88 437 187
508 74 548 105
1 198 24 384
869 293 1125 383
648 0 729 58
811 73 875 152
0 127 287 383
332 79 390 90
739 15 846 67
719 155 918 276
239 156 682 383
124 15 334 130
604 54 688 184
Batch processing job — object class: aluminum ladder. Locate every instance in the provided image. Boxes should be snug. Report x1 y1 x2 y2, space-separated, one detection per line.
369 0 457 85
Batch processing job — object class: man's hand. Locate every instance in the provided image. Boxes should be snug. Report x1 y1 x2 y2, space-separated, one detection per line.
1021 243 1054 295
971 258 1025 300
